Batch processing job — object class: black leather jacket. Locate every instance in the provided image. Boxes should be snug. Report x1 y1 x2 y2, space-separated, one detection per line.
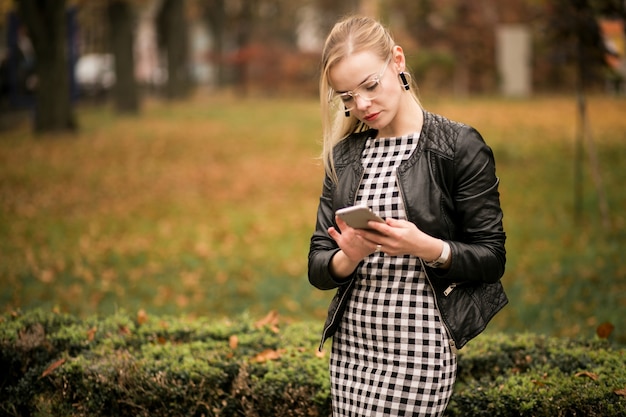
308 110 507 351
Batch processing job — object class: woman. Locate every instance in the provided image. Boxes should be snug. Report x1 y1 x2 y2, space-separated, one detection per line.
308 16 508 416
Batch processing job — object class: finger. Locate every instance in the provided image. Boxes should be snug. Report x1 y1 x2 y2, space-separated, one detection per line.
328 227 341 241
355 229 383 244
365 220 389 236
385 217 404 227
335 215 349 230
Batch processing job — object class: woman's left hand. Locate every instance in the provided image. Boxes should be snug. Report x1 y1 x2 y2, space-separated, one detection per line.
357 218 443 261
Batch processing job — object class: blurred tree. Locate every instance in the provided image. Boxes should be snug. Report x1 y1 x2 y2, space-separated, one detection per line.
230 0 255 94
544 0 614 228
389 0 538 95
108 0 140 113
201 0 226 86
543 0 609 89
195 0 359 92
14 0 77 134
593 0 626 25
156 0 192 99
315 0 361 35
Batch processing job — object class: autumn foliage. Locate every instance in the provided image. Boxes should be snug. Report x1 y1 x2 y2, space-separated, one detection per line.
2 95 625 342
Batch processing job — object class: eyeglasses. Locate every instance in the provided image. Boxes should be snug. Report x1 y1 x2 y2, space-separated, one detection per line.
330 57 391 112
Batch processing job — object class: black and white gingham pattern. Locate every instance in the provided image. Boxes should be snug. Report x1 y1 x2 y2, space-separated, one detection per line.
330 133 457 416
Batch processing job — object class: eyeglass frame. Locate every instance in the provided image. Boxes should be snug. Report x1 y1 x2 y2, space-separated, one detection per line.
328 56 392 112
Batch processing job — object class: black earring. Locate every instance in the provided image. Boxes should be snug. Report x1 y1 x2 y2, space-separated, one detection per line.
344 108 350 117
399 72 410 90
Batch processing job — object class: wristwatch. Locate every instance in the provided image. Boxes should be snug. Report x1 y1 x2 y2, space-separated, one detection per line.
424 241 451 268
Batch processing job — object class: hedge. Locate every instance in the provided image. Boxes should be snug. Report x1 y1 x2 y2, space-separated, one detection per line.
1 309 624 416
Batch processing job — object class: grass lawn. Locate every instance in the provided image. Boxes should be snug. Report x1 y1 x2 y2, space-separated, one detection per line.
1 92 625 343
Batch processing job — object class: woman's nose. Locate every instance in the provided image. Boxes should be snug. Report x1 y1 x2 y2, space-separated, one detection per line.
355 94 371 110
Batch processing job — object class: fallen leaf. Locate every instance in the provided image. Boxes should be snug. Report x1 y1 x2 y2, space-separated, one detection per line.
137 309 148 325
40 358 66 378
575 371 599 381
39 269 55 283
157 336 167 345
87 326 97 342
615 387 626 397
229 335 239 350
119 325 131 336
531 373 550 387
254 310 280 333
175 294 189 308
251 348 285 363
596 322 614 339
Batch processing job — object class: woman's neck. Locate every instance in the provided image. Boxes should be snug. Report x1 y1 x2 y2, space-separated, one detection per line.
377 95 424 139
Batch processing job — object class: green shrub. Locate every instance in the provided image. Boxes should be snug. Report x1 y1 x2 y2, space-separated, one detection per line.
449 333 626 417
1 309 624 416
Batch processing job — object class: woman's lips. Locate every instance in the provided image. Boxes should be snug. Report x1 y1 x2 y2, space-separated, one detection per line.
364 112 380 122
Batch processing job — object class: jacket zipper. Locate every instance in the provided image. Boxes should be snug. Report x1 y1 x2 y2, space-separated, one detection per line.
318 166 366 352
353 168 366 206
421 260 458 354
443 283 457 296
397 174 458 354
318 278 356 352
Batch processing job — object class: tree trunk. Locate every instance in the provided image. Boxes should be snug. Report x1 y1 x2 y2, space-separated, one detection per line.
108 0 139 115
233 0 253 96
203 0 225 87
16 0 76 134
157 0 191 99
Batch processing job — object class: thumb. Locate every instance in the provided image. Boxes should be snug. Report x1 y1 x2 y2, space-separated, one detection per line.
328 227 340 241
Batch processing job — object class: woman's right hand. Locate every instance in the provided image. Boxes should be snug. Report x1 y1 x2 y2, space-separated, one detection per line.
327 216 380 278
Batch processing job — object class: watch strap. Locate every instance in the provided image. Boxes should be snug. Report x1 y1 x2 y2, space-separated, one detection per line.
424 241 451 268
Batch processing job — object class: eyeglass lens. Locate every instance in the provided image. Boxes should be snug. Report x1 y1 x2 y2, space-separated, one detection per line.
334 57 390 111
339 79 382 111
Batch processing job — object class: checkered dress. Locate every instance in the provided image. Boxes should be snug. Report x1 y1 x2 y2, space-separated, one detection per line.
329 133 457 416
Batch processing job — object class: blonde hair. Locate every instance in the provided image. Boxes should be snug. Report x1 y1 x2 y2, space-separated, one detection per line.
319 15 420 182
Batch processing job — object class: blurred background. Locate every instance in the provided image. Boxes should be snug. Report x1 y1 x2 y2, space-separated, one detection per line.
0 0 624 344
0 0 624 123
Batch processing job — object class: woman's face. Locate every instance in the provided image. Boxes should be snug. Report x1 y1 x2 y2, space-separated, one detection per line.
329 50 404 132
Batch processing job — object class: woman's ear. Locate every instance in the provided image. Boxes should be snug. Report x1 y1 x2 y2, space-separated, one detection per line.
392 45 406 72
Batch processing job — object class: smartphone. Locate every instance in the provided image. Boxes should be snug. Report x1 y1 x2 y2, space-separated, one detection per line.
335 205 384 230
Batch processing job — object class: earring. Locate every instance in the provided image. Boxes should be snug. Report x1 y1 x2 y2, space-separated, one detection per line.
399 72 410 90
344 108 350 117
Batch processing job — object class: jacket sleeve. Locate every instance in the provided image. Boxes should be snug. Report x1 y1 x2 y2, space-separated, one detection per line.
433 126 506 284
308 173 357 290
